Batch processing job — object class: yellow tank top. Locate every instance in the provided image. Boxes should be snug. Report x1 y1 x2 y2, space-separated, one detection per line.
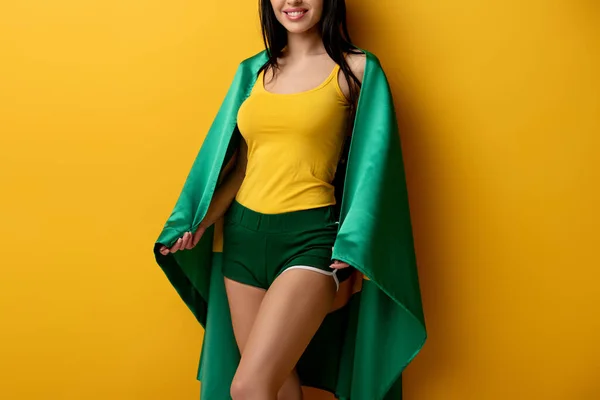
235 64 351 214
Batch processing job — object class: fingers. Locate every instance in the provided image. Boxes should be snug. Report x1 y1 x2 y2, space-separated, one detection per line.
192 226 205 247
181 232 192 249
170 238 183 253
162 229 202 255
184 231 196 250
330 260 350 269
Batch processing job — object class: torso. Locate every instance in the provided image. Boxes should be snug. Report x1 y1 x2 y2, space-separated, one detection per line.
235 56 352 214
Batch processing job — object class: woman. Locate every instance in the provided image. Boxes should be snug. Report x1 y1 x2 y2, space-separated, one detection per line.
155 1 426 399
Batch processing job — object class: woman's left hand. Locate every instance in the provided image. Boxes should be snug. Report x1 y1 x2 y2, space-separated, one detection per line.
330 260 350 269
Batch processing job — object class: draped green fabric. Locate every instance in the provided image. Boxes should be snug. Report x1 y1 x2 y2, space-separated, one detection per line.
153 50 426 399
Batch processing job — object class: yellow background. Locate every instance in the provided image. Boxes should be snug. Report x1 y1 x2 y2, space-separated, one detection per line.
1 1 598 399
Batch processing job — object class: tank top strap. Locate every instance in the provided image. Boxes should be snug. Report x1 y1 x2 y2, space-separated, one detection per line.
331 63 341 76
324 64 341 86
330 64 351 105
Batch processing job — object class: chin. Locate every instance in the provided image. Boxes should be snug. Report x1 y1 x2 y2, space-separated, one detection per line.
284 24 315 34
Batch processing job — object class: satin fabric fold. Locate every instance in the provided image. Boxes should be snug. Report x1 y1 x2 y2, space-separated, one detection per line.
154 50 426 399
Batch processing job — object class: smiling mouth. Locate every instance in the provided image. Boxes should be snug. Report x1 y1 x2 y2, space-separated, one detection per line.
284 10 308 18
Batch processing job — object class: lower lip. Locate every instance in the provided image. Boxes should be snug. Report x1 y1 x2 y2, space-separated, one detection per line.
284 11 308 21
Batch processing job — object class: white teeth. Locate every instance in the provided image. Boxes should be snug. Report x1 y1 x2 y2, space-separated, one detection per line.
287 11 305 17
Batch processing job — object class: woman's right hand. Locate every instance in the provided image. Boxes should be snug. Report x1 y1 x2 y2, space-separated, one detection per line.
159 225 207 256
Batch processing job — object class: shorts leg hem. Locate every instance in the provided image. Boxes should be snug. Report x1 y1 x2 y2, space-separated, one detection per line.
222 272 267 291
278 265 340 291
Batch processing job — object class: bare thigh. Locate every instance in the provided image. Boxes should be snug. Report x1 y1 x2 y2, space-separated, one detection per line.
234 268 338 395
225 278 303 399
224 277 266 352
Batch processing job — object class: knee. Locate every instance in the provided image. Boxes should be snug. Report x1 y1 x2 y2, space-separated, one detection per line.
230 376 251 400
230 377 251 400
230 374 275 400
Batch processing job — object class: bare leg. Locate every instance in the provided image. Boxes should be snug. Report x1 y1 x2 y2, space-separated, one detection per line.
229 269 337 400
225 278 304 400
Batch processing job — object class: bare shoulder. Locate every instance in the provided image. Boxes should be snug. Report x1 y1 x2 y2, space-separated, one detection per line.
346 51 367 83
337 51 367 101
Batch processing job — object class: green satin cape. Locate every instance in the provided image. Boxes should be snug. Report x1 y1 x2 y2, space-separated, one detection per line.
153 50 426 399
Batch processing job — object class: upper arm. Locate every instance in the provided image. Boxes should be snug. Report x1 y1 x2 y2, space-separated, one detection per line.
218 134 248 183
347 52 366 84
338 52 367 101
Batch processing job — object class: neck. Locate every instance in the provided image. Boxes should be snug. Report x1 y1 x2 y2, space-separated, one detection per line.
285 27 326 58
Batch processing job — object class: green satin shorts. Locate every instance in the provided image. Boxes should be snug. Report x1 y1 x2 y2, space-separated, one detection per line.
222 200 353 290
